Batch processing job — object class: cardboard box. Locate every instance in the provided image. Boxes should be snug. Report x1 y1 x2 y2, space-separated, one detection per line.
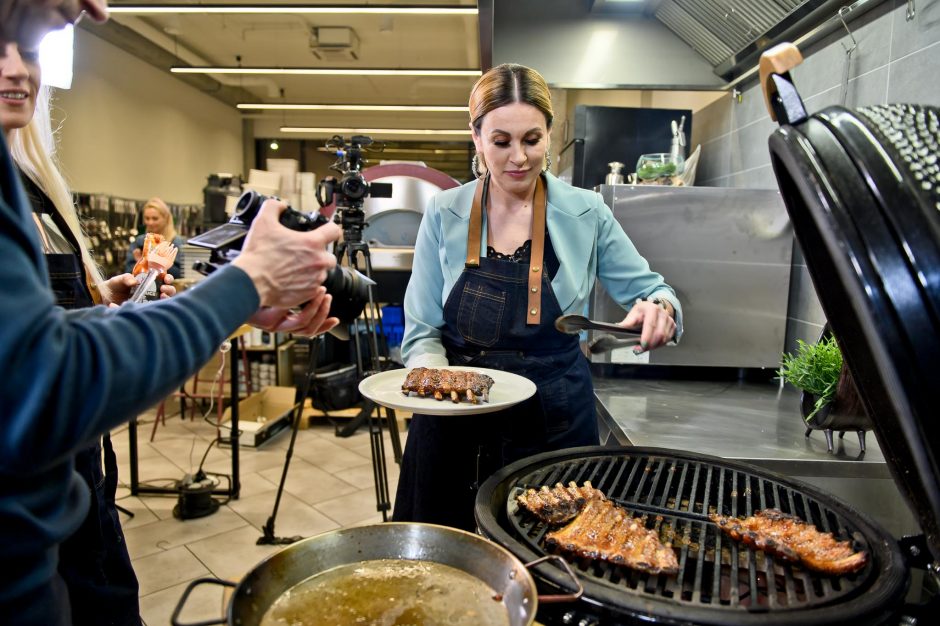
221 386 296 447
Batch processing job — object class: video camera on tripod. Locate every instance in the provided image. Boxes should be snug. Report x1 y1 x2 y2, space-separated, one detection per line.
316 135 393 243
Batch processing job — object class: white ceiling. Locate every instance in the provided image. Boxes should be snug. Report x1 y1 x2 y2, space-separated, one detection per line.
100 1 482 141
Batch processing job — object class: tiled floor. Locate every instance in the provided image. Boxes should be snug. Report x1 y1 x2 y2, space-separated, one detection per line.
111 406 404 625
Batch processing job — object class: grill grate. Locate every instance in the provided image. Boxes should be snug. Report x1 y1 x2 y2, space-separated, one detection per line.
508 453 874 612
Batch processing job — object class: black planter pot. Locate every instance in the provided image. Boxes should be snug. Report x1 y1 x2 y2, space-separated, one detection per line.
800 391 871 453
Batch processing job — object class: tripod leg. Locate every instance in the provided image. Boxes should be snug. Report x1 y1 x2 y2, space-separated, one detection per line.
257 337 320 546
370 403 392 520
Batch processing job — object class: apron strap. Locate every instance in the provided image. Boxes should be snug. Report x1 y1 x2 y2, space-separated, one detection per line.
527 175 547 325
465 175 486 268
465 174 547 325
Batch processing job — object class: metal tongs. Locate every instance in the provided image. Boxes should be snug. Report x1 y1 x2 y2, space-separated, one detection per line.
554 314 642 354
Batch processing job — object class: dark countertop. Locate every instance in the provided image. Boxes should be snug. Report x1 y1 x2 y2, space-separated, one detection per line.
593 375 889 479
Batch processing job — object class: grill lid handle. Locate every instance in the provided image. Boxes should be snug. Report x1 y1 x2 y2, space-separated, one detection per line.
760 42 808 125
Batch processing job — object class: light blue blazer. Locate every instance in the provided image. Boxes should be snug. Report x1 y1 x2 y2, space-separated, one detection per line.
402 172 683 367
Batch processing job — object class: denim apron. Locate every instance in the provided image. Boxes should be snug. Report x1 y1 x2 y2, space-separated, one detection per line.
393 174 597 531
25 177 141 626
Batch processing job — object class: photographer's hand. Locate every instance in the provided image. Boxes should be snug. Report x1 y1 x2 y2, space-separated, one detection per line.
233 198 341 310
248 287 339 337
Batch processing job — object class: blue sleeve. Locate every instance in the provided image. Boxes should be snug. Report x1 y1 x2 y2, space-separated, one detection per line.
0 185 260 472
401 196 449 367
593 192 684 339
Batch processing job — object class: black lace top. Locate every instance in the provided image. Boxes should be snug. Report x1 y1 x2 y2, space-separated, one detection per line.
487 239 532 263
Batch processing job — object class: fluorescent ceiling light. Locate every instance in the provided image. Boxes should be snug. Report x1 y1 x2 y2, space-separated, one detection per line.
39 24 73 89
110 5 477 15
173 67 480 77
238 103 467 112
282 127 471 136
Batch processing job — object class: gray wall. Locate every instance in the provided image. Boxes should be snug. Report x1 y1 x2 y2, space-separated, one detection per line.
690 0 940 354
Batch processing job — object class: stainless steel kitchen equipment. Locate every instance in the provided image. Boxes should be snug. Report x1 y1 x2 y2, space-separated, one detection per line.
358 163 459 303
589 185 793 368
606 162 626 185
171 523 582 626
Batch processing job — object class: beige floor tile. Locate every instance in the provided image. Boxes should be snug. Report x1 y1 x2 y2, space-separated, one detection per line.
138 576 225 626
314 488 389 527
235 471 278 498
291 436 372 473
202 445 286 476
134 545 209 596
115 495 159 530
226 489 340 539
124 454 191 488
124 506 248 559
257 458 359 505
139 493 180 521
339 459 401 491
185 524 284 582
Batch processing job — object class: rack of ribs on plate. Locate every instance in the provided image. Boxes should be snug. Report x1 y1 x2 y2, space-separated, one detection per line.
401 367 495 404
710 508 868 575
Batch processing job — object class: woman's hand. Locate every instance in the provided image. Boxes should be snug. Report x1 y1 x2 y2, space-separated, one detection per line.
248 286 339 337
618 299 676 354
102 272 176 306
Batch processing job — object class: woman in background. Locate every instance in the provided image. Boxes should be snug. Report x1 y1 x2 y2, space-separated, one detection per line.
2 39 174 625
125 196 186 278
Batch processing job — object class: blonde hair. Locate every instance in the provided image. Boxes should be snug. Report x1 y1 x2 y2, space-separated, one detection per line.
8 86 110 301
142 197 178 242
468 63 554 132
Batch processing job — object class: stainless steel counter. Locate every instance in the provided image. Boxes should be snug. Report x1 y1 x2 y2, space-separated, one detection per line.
593 375 922 538
594 376 887 478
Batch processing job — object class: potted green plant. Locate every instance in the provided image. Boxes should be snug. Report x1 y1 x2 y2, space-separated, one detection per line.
777 332 871 453
777 335 842 422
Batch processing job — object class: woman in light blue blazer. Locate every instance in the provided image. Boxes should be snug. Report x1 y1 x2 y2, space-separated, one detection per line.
394 64 683 530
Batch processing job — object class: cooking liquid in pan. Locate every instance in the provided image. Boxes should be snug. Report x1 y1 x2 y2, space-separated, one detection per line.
260 558 511 626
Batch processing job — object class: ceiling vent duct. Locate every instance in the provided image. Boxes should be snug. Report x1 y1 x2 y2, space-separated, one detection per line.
310 26 360 62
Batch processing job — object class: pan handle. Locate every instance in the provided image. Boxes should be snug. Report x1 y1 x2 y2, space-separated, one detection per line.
170 577 236 626
525 554 584 604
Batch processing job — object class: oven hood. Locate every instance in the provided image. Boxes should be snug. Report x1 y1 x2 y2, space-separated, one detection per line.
482 0 892 87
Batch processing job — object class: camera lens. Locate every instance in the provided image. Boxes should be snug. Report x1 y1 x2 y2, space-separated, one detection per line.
322 265 371 323
234 190 263 224
340 175 367 200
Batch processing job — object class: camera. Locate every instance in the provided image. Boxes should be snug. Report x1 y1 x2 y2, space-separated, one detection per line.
317 135 393 243
187 190 374 324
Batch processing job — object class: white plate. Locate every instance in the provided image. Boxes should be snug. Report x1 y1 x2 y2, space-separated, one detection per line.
359 366 537 416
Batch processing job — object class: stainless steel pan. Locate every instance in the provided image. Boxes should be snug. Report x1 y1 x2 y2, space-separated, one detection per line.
171 523 581 626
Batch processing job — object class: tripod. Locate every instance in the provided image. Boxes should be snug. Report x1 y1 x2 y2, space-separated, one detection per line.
257 211 401 545
332 213 402 519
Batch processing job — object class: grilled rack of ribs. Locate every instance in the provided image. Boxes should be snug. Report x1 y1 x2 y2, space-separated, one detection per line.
401 367 495 404
516 481 607 525
545 499 680 575
709 508 868 575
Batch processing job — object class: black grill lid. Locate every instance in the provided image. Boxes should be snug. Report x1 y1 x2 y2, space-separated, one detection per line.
762 45 940 561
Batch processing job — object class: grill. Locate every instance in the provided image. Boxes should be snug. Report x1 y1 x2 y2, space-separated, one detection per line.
476 447 907 625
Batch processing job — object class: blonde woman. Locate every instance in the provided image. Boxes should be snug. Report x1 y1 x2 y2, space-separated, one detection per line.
2 40 168 625
125 196 186 277
0 6 341 621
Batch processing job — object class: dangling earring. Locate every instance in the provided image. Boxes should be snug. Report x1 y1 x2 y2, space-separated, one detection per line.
471 153 487 179
542 149 552 172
